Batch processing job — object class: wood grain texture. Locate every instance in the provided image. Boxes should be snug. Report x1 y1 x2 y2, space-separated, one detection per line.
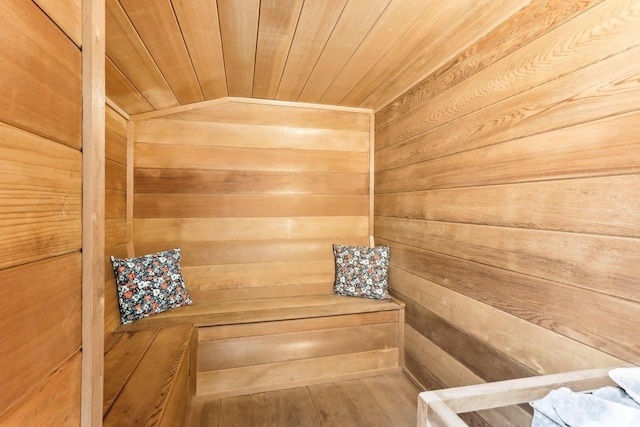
307 383 356 426
135 193 368 218
333 379 390 427
105 0 178 110
135 169 369 195
383 239 640 364
106 158 126 191
106 129 126 164
375 0 605 128
172 0 226 100
0 123 82 269
375 0 640 149
279 388 320 427
0 0 81 148
0 254 82 414
33 0 82 46
250 391 285 426
0 352 81 426
376 110 640 194
275 0 347 101
105 56 154 115
376 44 640 171
217 0 260 97
106 104 128 138
253 0 304 99
198 323 397 371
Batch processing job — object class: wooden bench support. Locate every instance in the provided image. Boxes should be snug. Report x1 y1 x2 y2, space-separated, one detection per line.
103 325 195 427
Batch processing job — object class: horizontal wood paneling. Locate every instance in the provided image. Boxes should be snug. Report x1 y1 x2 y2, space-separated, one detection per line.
33 0 82 46
105 57 154 115
134 100 370 304
375 0 640 407
0 123 82 270
0 254 82 414
198 323 397 371
135 169 369 195
0 0 82 149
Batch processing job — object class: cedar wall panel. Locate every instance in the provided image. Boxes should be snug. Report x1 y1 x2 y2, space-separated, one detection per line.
133 100 371 303
374 0 639 423
0 0 82 424
104 105 129 337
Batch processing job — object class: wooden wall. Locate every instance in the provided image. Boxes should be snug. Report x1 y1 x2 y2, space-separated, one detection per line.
374 0 640 424
104 105 129 336
132 99 371 303
0 0 83 424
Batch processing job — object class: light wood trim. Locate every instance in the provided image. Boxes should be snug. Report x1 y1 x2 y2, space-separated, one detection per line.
417 367 621 426
130 97 372 121
105 97 130 120
368 112 375 242
125 120 134 257
81 0 105 425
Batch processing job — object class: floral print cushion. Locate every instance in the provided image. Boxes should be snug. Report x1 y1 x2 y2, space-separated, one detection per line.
333 244 390 300
110 248 192 325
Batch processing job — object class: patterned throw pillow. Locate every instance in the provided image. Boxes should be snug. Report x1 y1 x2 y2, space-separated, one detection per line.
333 244 390 300
110 248 192 325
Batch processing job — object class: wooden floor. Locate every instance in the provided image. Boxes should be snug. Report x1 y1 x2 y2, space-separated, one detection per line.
186 373 419 427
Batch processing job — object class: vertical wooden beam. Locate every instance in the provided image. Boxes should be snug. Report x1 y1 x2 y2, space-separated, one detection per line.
369 112 375 247
81 0 105 425
126 120 135 257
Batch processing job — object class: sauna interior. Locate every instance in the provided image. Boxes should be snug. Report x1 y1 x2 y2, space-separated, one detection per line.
2 0 639 425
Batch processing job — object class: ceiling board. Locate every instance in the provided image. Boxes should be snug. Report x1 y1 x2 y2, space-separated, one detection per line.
218 0 260 97
106 0 528 114
171 0 228 100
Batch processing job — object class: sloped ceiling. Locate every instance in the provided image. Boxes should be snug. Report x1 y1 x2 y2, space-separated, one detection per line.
106 0 528 115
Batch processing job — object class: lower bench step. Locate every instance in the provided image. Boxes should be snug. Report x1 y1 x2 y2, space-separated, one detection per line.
104 325 195 427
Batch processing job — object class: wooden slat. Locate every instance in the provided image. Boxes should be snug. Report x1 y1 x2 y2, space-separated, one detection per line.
363 0 528 110
198 311 398 341
105 0 178 110
134 169 369 195
134 216 368 242
106 104 128 138
375 110 640 194
103 329 159 415
376 44 640 170
188 283 332 304
105 56 154 115
172 0 227 100
375 0 640 149
186 399 220 427
0 254 82 414
183 260 335 290
251 391 285 426
134 119 369 152
389 266 624 376
105 158 126 191
320 0 434 105
105 189 125 219
307 383 356 426
253 0 304 99
275 0 347 101
134 237 368 266
360 375 418 427
279 388 321 427
297 0 390 104
384 239 640 364
161 100 371 132
106 129 126 164
375 174 640 238
217 0 260 97
104 325 193 426
375 0 605 129
134 143 368 173
0 123 82 269
198 323 397 371
105 217 126 248
333 379 390 427
0 352 81 426
379 216 640 302
217 395 252 427
0 0 81 149
119 0 203 104
33 0 82 46
135 193 368 218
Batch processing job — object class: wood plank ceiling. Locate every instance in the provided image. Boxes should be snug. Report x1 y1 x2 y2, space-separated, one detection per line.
106 0 530 115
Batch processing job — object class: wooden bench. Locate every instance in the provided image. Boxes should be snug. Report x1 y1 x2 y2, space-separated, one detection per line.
103 325 196 426
115 294 405 399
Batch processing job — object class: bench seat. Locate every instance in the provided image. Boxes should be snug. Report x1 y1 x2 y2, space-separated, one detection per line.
114 294 405 399
103 325 195 427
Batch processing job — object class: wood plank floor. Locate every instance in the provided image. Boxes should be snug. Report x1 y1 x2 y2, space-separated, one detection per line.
186 373 419 426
